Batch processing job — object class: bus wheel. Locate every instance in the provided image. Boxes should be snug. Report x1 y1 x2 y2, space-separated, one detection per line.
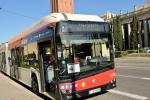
31 75 39 93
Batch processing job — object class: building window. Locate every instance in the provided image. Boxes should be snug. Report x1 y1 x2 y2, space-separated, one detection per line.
147 19 150 47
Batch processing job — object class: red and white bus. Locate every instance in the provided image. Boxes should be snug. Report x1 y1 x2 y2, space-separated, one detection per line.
0 13 116 100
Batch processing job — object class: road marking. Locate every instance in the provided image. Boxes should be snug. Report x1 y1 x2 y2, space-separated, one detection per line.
116 66 150 68
116 66 150 70
117 74 142 79
108 89 149 100
117 74 150 81
142 78 150 80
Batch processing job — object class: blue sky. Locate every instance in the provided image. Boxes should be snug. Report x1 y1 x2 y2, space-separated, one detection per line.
0 0 147 44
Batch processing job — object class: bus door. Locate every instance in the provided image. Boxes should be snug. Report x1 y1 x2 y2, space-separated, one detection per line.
10 49 19 79
1 52 6 72
38 40 55 96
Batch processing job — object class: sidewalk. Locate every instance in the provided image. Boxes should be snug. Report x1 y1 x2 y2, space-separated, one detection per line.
0 72 42 100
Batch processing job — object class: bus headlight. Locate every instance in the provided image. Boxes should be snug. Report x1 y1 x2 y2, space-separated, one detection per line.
60 83 74 94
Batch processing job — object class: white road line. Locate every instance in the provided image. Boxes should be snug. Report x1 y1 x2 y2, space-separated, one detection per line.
116 66 150 70
116 66 150 68
108 89 149 100
117 74 150 81
142 78 150 80
117 74 142 79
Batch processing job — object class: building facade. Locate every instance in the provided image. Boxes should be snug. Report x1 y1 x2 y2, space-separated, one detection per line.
51 0 74 14
101 11 116 22
101 2 150 50
120 2 150 49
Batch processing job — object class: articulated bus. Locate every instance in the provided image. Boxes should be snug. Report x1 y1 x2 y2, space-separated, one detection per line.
0 13 116 100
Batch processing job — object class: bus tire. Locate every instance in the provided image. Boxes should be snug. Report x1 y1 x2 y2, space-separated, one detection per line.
31 75 39 93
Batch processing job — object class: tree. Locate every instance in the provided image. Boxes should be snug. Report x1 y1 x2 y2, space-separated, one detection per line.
112 16 123 51
130 14 141 50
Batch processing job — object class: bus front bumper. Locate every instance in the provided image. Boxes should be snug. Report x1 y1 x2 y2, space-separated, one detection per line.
61 80 116 100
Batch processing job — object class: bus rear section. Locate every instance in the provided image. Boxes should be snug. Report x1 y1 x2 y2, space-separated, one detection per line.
0 43 10 75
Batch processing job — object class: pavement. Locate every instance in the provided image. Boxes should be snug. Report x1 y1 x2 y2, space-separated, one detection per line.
0 73 42 100
0 57 150 100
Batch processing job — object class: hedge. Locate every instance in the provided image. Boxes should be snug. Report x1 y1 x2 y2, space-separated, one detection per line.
127 50 137 54
115 49 149 58
115 51 128 58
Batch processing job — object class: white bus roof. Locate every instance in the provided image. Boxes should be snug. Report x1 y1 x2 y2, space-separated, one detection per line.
9 13 105 46
50 13 104 22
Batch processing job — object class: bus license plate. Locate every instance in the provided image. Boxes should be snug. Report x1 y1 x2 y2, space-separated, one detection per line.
89 88 101 95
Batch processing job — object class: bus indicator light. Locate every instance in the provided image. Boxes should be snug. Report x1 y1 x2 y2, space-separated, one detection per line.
81 82 86 87
92 79 96 83
75 84 78 88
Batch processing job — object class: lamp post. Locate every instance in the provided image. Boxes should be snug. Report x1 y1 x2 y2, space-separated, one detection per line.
138 44 140 53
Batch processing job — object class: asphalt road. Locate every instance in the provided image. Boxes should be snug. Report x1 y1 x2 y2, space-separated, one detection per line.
0 57 150 100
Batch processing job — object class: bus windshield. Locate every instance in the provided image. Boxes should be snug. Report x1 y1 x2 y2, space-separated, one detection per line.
56 21 113 79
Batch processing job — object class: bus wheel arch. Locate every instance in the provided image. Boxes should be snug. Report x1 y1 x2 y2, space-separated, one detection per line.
31 73 39 93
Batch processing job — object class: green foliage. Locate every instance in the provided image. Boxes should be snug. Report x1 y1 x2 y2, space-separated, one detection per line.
127 50 137 54
115 51 128 58
112 16 123 51
130 14 142 50
128 53 150 57
115 49 148 58
139 49 147 53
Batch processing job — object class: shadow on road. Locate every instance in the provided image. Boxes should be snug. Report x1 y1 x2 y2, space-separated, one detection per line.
78 91 108 100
